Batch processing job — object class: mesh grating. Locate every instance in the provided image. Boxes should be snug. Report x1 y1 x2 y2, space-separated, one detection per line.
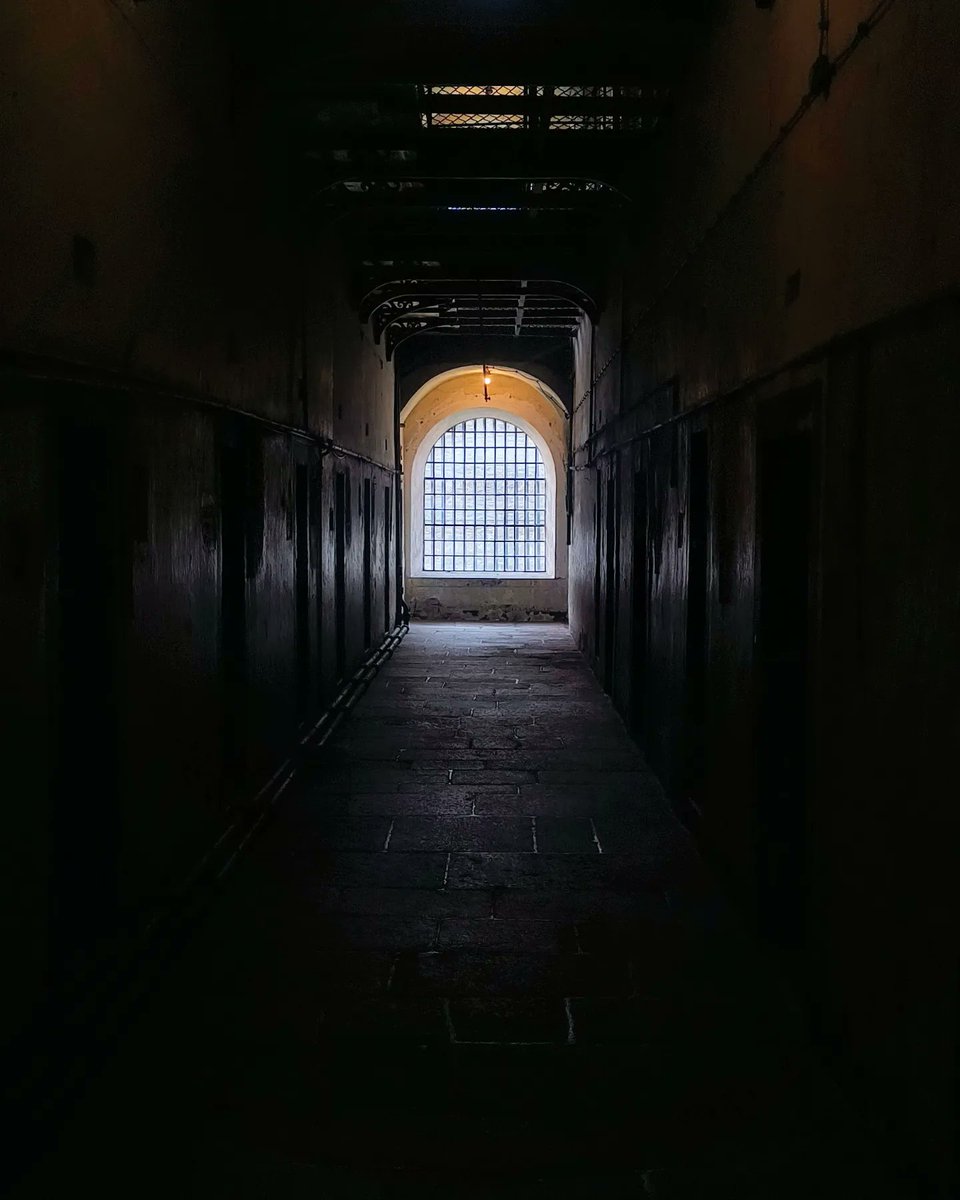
526 179 607 192
428 85 526 97
421 112 524 129
551 85 614 98
549 114 646 131
423 418 547 574
419 84 659 133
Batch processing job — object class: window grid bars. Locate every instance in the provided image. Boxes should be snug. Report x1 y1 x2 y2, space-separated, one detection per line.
423 418 547 574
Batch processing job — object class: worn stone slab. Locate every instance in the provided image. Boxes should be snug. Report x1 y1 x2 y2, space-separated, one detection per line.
331 887 495 919
519 781 664 804
536 768 654 787
389 816 534 853
314 852 448 889
534 817 599 853
445 852 681 891
436 918 574 954
449 768 537 786
391 949 632 998
492 888 671 922
344 792 477 817
395 747 488 765
310 915 438 951
339 769 455 792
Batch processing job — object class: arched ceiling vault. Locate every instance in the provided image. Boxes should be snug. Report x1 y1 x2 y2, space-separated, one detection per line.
400 366 567 426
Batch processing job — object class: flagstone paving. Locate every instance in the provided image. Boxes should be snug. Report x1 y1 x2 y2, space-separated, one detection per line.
15 623 904 1198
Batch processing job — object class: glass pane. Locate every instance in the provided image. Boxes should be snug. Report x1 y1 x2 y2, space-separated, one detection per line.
423 418 547 576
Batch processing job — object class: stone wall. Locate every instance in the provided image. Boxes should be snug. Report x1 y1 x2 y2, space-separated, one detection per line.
0 0 398 1054
569 2 960 1191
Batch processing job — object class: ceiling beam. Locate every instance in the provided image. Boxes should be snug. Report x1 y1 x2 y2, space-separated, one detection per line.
376 302 582 343
302 139 654 191
399 92 665 118
386 318 578 358
360 278 597 323
305 127 658 152
314 193 627 217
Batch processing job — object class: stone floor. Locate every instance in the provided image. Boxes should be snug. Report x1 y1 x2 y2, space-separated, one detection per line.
17 624 902 1198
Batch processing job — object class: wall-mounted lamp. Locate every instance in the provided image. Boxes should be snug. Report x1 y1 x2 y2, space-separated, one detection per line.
482 365 492 402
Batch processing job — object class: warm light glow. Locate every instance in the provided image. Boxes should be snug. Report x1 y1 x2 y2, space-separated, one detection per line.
483 374 492 386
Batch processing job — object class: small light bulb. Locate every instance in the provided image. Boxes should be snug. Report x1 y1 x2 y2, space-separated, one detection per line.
483 372 492 386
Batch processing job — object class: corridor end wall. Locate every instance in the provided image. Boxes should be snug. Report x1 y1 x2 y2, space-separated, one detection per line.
401 368 569 621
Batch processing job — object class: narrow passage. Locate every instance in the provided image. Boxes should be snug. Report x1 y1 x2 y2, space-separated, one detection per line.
22 624 887 1198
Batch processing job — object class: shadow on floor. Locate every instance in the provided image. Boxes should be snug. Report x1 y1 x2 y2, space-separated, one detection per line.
15 625 906 1199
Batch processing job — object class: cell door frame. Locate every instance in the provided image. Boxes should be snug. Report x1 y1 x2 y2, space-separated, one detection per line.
334 470 348 684
593 469 603 661
752 380 824 713
751 381 823 952
685 423 710 820
630 454 650 739
362 476 373 650
384 482 393 634
603 465 620 693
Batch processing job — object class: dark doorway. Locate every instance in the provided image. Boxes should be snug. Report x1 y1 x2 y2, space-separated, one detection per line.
219 425 248 792
310 462 323 704
362 478 373 650
384 484 392 634
685 430 709 818
755 428 813 950
334 471 347 683
630 468 649 739
593 472 602 661
53 405 125 963
295 463 310 723
603 471 619 691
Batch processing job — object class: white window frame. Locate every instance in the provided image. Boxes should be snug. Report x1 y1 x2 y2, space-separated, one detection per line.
409 407 557 580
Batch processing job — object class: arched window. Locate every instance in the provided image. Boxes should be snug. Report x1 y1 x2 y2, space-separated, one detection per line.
421 416 549 576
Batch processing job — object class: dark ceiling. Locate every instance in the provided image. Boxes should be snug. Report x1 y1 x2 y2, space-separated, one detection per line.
251 0 712 358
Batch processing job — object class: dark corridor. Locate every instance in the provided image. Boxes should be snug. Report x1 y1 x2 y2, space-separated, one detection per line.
2 1 959 1197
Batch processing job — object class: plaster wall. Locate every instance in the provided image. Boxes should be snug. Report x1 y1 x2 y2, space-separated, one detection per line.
397 337 574 419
